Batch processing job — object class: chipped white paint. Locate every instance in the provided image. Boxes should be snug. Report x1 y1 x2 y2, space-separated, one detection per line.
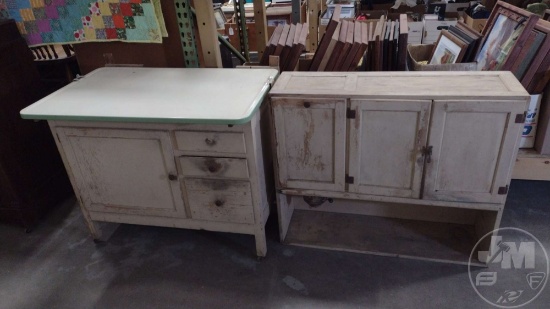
270 72 529 264
45 94 271 257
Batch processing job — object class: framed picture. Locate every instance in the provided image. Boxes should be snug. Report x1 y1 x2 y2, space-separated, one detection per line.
475 1 539 71
507 19 550 89
429 30 467 65
213 7 226 30
522 19 550 92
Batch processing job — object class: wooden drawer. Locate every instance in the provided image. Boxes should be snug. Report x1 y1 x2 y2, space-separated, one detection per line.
174 131 246 154
185 179 254 224
179 156 250 179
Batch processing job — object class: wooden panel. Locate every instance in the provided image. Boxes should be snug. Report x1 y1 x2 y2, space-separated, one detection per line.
424 100 526 203
283 23 308 72
309 5 341 70
279 24 297 69
276 192 294 241
289 195 478 225
253 0 269 59
90 210 256 235
270 72 529 100
272 97 347 191
308 0 319 52
174 131 246 154
285 209 484 266
348 100 431 198
57 128 185 216
513 149 550 180
535 82 550 155
185 179 254 224
179 156 249 179
341 21 362 71
397 14 408 71
280 188 503 211
333 20 355 71
194 0 222 68
325 20 348 71
274 24 291 56
318 23 341 71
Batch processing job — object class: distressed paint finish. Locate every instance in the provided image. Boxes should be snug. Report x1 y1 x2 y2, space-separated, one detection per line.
48 109 270 257
179 157 250 180
174 131 247 155
269 72 529 264
272 97 346 192
185 179 254 224
57 128 186 217
423 100 527 204
348 99 431 198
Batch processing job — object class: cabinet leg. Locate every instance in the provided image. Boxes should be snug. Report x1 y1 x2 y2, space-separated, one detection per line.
276 193 294 242
255 231 267 257
86 219 102 241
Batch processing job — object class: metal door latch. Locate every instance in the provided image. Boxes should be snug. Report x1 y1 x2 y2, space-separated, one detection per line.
422 146 433 163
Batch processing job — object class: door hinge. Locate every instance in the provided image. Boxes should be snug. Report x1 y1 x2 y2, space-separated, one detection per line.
421 145 433 163
515 112 526 123
345 174 354 184
346 108 356 119
498 185 509 195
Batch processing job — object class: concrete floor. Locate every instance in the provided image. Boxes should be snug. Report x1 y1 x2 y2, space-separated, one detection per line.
0 180 549 309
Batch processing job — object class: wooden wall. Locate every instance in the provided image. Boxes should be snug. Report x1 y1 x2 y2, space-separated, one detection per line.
73 0 185 74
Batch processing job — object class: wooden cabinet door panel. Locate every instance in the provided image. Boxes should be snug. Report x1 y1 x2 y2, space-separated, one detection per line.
348 100 431 198
424 100 525 203
272 98 347 191
57 128 186 217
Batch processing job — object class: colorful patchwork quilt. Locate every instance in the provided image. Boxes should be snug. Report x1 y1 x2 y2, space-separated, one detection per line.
0 0 167 46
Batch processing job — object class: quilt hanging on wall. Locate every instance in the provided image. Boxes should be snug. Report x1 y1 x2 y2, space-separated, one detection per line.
0 0 168 46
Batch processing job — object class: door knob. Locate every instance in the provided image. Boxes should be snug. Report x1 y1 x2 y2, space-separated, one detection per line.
204 138 217 146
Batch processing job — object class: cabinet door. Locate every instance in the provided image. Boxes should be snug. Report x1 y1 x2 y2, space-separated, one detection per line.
423 100 525 203
272 98 347 192
348 99 431 198
57 128 186 217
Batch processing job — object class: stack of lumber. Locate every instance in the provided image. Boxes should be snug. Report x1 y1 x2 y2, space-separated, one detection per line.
260 22 309 71
308 6 408 71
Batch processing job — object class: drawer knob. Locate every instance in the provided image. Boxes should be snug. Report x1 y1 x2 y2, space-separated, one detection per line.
204 138 217 146
168 174 178 181
205 159 222 173
303 102 311 108
215 199 225 207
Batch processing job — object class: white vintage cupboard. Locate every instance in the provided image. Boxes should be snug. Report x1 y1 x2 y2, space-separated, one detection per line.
270 71 530 265
21 67 278 257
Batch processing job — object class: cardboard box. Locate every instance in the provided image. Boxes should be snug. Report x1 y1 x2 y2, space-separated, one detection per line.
422 14 457 44
463 13 487 33
320 6 356 25
520 94 542 148
408 21 423 44
407 44 478 71
446 2 470 13
364 3 425 15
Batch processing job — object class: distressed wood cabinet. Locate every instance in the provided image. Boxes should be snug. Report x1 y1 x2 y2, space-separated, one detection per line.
270 72 530 265
21 67 278 257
